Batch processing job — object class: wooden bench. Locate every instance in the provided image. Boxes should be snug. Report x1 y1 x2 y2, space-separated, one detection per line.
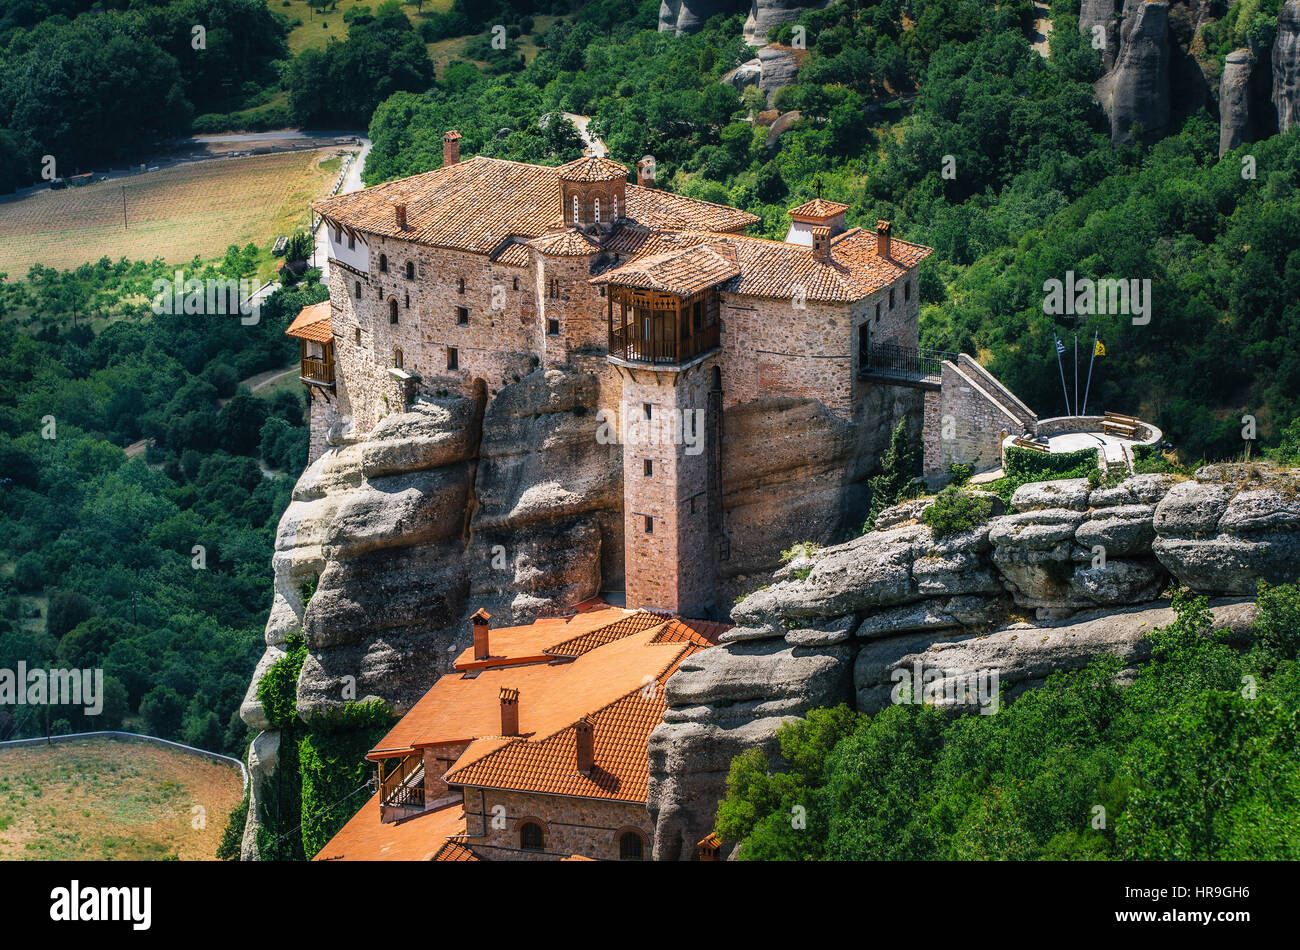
1103 411 1140 439
1011 437 1049 453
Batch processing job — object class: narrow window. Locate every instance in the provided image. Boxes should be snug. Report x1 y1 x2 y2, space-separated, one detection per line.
690 495 698 515
354 281 361 299
547 318 560 336
573 195 580 223
513 277 519 291
379 254 388 273
333 226 341 243
599 286 606 298
594 197 601 223
389 299 398 325
613 195 619 220
404 292 410 309
644 514 653 534
549 279 560 299
520 822 544 852
447 346 459 371
875 301 882 323
643 403 652 421
348 233 355 250
393 348 403 369
643 459 653 477
457 306 469 326
354 328 361 344
904 280 912 302
457 277 465 294
619 831 644 861
889 287 895 309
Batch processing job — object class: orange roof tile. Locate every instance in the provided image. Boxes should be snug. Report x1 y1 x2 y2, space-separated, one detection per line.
442 641 708 803
313 156 755 255
788 198 850 221
369 622 689 761
285 300 333 342
594 239 740 296
450 606 644 670
528 228 602 257
313 798 464 861
433 839 480 861
557 156 628 182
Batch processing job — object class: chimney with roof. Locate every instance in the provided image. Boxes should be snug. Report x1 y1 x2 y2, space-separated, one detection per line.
472 607 491 660
499 687 519 736
636 156 654 189
443 129 462 167
575 716 595 773
810 225 831 262
391 200 407 231
876 219 892 259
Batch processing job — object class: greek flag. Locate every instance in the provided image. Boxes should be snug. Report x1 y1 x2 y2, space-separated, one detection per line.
1055 338 1065 355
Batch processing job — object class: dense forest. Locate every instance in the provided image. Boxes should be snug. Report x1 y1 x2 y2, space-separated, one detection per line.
715 584 1300 859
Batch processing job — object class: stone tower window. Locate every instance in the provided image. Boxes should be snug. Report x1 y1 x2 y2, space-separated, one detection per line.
889 287 896 309
573 195 580 224
613 195 619 220
644 514 653 534
354 328 361 344
457 277 465 294
905 279 911 301
594 197 601 223
392 348 403 369
379 254 388 273
405 261 414 279
513 276 519 291
404 292 410 309
389 299 398 324
457 307 469 326
548 279 559 299
619 831 645 861
643 459 653 477
547 318 560 336
520 822 544 852
354 281 361 299
447 346 459 371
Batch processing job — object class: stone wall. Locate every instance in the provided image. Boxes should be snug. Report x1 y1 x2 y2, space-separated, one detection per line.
929 358 1030 477
460 787 652 860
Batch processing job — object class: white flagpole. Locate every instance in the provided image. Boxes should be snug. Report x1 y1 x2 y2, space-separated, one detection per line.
1054 336 1070 416
1082 330 1099 417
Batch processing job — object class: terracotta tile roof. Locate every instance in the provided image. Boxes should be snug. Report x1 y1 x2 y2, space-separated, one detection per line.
313 156 756 255
546 610 669 658
788 198 850 220
528 228 602 257
450 605 642 670
443 640 709 803
594 227 932 303
369 620 690 761
285 300 333 342
557 156 628 182
490 241 531 267
593 239 740 296
433 839 479 861
651 616 728 647
313 798 464 861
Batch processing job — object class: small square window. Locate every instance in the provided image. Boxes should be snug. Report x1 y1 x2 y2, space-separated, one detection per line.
644 514 653 534
547 318 560 336
457 307 469 326
447 347 459 371
643 459 653 477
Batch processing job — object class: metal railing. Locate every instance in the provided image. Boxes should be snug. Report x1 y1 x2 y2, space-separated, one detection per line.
863 343 958 380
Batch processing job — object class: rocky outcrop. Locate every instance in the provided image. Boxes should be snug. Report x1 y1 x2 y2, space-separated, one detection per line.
1098 0 1172 145
1220 49 1256 156
238 368 623 857
720 43 807 105
649 464 1300 858
1079 0 1120 72
742 0 835 47
658 0 745 35
1275 0 1300 133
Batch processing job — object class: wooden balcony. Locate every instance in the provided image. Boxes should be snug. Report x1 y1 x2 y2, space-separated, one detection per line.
300 349 335 388
607 286 720 366
378 753 425 811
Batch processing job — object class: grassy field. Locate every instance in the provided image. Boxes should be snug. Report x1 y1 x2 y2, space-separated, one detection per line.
0 148 348 280
273 0 453 55
0 737 244 860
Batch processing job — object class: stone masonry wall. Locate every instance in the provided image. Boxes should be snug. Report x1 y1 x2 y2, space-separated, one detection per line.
460 787 652 860
934 359 1026 475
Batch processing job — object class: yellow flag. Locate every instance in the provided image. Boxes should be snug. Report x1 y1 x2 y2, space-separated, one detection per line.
1094 340 1106 357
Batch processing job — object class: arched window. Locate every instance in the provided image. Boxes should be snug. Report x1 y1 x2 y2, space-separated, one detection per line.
392 348 403 369
572 195 579 223
512 277 519 291
354 281 361 299
613 195 619 220
405 261 414 279
378 254 388 273
520 821 544 852
594 197 601 223
619 831 645 861
388 299 398 325
404 292 410 309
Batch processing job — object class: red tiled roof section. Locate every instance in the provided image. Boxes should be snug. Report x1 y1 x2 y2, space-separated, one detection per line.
313 156 756 255
528 228 602 257
545 610 668 658
788 198 850 220
433 839 480 861
313 797 465 861
443 640 711 803
557 156 628 182
451 605 641 669
285 300 333 342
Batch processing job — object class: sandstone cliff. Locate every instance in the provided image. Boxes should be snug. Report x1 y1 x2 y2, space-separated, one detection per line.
1276 0 1300 133
648 463 1300 859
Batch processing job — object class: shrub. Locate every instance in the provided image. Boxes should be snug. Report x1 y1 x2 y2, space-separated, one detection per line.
922 486 994 537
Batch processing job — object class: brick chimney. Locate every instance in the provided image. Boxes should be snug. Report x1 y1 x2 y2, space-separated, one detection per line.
392 200 407 231
499 687 519 736
471 607 491 660
810 225 830 262
876 219 892 259
636 156 654 189
575 716 595 773
443 129 462 167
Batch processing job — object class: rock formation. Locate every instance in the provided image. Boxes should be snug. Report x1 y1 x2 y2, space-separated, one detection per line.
742 0 835 47
658 0 746 35
1097 0 1172 145
1220 49 1257 155
648 464 1300 859
1276 0 1300 133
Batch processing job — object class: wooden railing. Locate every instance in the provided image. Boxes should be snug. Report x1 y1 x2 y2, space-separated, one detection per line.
301 356 334 386
609 320 719 366
378 753 424 810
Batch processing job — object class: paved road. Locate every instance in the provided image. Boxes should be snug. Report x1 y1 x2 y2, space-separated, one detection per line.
562 113 608 158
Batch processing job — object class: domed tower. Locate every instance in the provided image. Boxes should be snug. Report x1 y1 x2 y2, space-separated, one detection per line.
557 157 627 237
